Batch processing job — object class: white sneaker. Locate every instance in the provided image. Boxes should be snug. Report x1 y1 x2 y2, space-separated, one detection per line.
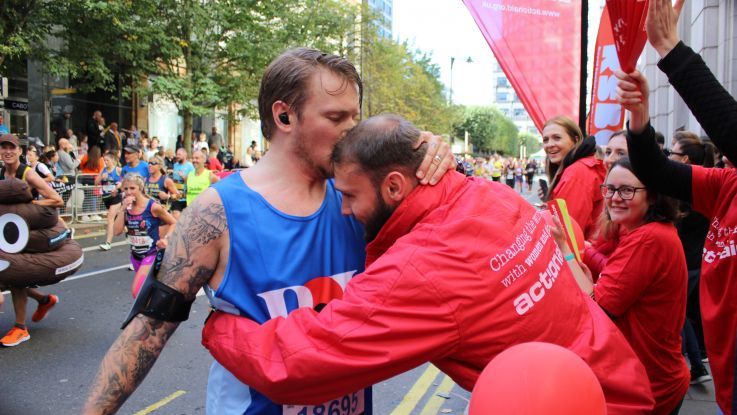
128 264 134 271
80 215 91 222
90 214 103 221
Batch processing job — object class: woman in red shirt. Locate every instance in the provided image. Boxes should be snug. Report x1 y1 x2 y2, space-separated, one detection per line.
557 157 689 414
541 116 606 239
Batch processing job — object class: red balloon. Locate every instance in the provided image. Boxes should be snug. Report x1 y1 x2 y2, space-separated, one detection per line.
469 342 606 415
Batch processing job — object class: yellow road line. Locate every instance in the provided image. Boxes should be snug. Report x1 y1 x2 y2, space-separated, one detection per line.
418 375 456 415
133 390 187 415
390 365 441 415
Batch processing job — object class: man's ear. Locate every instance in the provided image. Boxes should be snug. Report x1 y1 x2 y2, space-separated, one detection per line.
272 101 292 132
382 171 414 203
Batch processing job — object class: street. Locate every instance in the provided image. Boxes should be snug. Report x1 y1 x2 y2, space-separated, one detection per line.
0 234 471 415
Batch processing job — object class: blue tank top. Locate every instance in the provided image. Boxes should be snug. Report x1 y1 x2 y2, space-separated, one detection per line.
100 167 122 198
144 175 167 201
206 173 370 415
125 199 160 258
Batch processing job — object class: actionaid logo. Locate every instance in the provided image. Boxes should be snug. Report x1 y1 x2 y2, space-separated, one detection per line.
257 270 357 319
0 213 30 271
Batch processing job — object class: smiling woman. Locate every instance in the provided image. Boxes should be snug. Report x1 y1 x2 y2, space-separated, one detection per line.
541 116 606 239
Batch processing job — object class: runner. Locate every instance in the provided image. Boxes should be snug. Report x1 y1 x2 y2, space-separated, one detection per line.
82 48 452 415
202 115 655 414
96 152 123 251
113 173 176 297
144 155 178 207
0 134 64 347
170 148 194 220
185 150 219 206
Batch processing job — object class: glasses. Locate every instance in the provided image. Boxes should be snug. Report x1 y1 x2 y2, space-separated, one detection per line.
600 184 647 200
669 151 686 157
149 161 160 165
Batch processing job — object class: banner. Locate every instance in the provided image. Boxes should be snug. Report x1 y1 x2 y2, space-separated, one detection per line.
588 5 625 146
463 0 581 133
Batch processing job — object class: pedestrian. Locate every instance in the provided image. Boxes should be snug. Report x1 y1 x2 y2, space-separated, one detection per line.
97 152 123 251
144 156 178 209
604 130 628 171
540 116 607 239
202 115 655 414
113 173 176 297
0 134 64 347
524 158 536 192
559 156 689 414
82 47 453 415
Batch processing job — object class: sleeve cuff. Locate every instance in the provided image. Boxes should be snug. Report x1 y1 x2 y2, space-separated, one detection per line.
657 41 697 76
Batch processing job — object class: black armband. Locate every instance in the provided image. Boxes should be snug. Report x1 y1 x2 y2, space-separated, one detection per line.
121 250 195 329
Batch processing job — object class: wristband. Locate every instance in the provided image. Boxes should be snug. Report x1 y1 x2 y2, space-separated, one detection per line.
564 253 575 261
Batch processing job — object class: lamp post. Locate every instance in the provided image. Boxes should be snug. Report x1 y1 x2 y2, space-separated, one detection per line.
449 56 473 105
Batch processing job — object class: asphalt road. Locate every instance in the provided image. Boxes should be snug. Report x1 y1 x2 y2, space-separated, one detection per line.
0 234 471 415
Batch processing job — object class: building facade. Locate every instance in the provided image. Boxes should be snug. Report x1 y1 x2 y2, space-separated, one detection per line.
366 0 393 38
640 1 737 143
489 62 537 136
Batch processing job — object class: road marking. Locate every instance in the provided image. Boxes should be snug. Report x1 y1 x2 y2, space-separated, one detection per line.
390 364 440 415
418 375 455 415
63 264 131 282
133 390 186 415
82 240 128 252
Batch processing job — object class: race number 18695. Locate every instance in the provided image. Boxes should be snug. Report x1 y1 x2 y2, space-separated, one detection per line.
283 391 364 415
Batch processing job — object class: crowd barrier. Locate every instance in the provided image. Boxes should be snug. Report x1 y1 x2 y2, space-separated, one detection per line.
55 170 248 223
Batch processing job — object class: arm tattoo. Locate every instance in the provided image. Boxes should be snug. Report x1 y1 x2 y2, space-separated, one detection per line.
83 198 226 414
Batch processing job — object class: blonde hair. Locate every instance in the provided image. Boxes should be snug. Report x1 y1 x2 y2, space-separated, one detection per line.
123 173 145 192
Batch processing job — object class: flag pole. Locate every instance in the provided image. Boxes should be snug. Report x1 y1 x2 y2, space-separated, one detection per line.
579 0 589 135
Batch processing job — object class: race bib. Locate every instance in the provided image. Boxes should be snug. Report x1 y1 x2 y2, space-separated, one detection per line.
128 235 153 249
283 391 364 415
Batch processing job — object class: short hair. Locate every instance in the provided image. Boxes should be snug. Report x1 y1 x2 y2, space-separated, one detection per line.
259 48 362 140
654 131 665 145
331 114 425 187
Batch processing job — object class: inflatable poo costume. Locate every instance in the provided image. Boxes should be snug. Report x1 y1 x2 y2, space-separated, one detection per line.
0 179 83 288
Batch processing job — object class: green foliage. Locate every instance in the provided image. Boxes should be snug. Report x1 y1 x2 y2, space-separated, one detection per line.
361 19 456 134
453 106 519 154
0 1 65 72
518 131 542 156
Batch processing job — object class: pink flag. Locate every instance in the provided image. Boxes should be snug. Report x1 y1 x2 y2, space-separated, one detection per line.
463 0 582 133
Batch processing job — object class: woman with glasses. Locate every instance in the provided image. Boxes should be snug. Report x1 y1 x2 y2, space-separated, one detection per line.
555 157 689 415
540 116 607 239
113 173 176 297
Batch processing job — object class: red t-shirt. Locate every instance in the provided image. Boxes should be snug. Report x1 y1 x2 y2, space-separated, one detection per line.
692 166 737 413
550 156 606 240
594 222 689 414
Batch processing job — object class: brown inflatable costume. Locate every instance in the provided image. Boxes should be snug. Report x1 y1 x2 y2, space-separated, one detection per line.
0 179 83 289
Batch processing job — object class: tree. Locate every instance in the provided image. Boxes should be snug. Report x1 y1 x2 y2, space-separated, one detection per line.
453 106 518 154
517 131 542 157
0 1 65 73
361 23 457 134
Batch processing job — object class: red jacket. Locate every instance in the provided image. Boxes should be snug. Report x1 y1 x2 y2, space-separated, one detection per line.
550 155 607 239
202 172 654 413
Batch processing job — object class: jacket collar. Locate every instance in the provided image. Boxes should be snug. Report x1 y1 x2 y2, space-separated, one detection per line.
365 171 467 266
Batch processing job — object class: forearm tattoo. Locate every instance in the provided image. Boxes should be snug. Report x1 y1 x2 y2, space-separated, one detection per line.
83 198 226 414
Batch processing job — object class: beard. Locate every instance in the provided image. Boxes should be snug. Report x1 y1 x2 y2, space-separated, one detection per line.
363 191 396 243
294 132 334 180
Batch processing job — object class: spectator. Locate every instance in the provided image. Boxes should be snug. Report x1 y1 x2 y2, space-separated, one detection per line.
540 116 607 239
97 152 123 251
86 110 104 150
559 157 689 414
163 148 175 170
604 130 629 171
80 146 105 175
175 134 184 151
206 146 224 171
56 138 79 177
0 113 9 134
103 122 123 154
77 134 89 158
144 137 159 161
193 132 209 154
209 126 224 150
25 146 54 184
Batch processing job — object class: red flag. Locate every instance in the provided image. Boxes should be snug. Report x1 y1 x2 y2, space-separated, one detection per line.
463 0 581 133
607 0 649 73
588 5 625 146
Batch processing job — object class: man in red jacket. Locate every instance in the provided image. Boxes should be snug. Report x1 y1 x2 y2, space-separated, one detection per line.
203 114 655 414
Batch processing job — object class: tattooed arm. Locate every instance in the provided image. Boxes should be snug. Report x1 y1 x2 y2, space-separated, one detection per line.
82 189 227 415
